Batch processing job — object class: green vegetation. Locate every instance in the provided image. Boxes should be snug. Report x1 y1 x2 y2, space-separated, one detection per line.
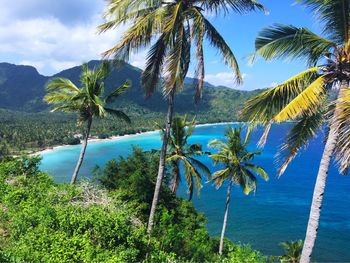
0 154 268 262
278 240 303 263
0 109 162 157
241 0 350 261
44 62 131 184
163 116 210 200
208 127 269 254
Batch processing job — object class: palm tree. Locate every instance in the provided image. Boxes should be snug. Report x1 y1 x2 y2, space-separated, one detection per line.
99 0 266 233
164 116 210 200
44 62 131 184
208 127 268 255
241 1 350 261
279 240 303 263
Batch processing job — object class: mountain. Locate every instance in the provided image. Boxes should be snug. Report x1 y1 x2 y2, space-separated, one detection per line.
0 63 48 111
0 60 262 118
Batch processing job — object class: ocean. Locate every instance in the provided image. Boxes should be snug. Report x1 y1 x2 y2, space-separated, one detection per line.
40 123 350 262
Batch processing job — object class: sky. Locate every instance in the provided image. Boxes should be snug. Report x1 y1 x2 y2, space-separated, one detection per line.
0 0 322 90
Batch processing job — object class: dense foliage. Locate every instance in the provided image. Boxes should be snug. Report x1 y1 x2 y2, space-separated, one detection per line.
0 153 268 262
0 109 161 156
0 93 257 157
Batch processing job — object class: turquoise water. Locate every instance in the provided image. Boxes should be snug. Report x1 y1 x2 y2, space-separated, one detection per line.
40 123 350 262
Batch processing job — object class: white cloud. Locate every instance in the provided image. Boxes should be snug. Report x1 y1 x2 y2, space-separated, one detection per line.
0 0 101 25
0 0 134 75
205 72 249 88
0 16 129 75
129 50 148 70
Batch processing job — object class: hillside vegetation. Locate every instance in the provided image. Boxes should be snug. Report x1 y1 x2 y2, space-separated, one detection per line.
0 153 267 262
0 61 262 156
0 61 261 114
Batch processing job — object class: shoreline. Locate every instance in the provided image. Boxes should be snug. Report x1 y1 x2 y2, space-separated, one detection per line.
32 121 237 156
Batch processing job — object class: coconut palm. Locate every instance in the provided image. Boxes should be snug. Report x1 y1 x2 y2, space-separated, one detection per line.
208 127 268 255
279 240 303 263
99 0 266 233
44 62 131 184
241 1 350 261
163 116 210 200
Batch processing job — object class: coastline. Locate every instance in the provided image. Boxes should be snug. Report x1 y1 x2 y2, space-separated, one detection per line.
32 121 237 156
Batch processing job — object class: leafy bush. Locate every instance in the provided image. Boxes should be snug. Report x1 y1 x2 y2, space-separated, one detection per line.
0 155 267 262
221 243 267 263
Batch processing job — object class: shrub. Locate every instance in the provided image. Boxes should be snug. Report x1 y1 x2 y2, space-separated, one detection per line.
0 155 267 262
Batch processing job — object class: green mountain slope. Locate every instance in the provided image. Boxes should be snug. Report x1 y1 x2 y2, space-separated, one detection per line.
0 63 48 111
0 60 262 119
0 60 265 155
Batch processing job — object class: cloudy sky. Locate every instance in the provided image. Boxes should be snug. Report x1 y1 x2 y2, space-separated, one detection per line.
0 0 320 90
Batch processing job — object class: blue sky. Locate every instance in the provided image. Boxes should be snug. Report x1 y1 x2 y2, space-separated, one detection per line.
0 0 321 90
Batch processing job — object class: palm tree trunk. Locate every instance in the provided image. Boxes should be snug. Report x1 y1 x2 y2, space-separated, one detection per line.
70 117 92 185
300 82 347 263
147 90 175 233
219 178 233 255
171 160 180 194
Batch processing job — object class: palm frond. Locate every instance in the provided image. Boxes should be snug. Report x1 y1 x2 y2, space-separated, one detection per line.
208 139 227 150
99 0 160 32
191 7 206 103
255 24 337 65
166 154 181 162
210 168 231 188
105 80 131 103
202 16 242 84
104 108 131 124
276 107 324 177
44 92 75 105
102 7 166 59
46 78 80 93
141 33 169 97
201 0 266 15
241 168 257 194
181 157 202 199
245 163 269 181
257 122 271 147
50 104 80 113
297 0 350 44
243 126 252 146
164 22 188 96
188 157 211 179
273 75 327 122
241 67 320 124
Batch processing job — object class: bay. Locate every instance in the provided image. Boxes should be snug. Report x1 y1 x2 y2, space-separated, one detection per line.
40 123 350 262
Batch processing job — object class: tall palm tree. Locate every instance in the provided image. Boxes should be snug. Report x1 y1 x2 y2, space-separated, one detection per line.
44 62 131 184
164 116 210 200
208 127 268 255
99 0 266 233
241 1 350 261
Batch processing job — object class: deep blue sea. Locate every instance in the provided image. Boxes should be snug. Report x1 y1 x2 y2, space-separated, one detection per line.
40 123 350 262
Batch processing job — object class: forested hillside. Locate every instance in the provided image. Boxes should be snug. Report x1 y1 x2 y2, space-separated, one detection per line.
0 61 264 156
0 61 262 115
